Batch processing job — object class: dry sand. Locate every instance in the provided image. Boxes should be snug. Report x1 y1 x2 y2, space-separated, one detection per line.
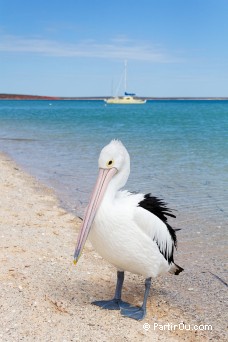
0 152 227 341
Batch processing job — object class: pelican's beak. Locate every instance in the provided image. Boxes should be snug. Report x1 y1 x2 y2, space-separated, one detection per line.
73 167 117 265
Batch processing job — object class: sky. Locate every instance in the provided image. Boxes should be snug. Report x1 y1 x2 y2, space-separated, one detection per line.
0 0 228 97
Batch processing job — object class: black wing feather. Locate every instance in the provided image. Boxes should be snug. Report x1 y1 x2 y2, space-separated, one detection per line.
138 193 178 263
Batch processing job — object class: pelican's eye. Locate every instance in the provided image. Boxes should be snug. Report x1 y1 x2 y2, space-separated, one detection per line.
106 159 114 167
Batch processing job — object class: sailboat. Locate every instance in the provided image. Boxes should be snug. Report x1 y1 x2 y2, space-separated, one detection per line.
104 61 146 104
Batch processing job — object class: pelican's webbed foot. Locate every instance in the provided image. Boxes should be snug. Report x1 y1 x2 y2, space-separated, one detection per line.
121 277 151 321
92 298 131 310
120 306 146 320
92 271 131 311
92 274 152 321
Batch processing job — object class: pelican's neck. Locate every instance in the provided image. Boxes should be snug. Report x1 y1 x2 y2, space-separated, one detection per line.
105 163 130 202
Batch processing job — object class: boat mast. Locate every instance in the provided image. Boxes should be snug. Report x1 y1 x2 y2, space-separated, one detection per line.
124 60 127 93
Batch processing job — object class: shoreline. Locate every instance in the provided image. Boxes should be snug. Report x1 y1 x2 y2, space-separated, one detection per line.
0 152 226 341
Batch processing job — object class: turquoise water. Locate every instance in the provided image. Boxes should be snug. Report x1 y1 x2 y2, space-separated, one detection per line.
0 100 227 226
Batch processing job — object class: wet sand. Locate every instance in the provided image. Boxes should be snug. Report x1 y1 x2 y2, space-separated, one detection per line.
0 152 227 341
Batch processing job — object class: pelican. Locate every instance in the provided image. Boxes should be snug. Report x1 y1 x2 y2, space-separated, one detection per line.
74 140 184 320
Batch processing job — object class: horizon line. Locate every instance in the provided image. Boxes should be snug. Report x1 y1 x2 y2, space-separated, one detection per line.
0 94 228 100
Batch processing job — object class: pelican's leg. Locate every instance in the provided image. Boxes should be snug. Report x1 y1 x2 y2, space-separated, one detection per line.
92 271 131 310
121 277 151 321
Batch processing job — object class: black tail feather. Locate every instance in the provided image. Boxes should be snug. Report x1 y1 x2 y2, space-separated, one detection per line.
169 263 184 275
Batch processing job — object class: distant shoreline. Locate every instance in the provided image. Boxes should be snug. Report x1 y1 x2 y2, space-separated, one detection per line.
0 94 227 101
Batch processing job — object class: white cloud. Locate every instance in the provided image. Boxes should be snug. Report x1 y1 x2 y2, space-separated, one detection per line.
0 34 178 63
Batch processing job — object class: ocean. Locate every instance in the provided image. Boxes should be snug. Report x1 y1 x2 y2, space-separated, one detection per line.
1 99 227 339
0 100 227 227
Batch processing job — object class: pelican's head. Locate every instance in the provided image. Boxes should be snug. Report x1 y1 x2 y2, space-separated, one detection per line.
99 140 130 190
74 140 130 264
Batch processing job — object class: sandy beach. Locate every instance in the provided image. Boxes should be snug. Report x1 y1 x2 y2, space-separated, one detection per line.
0 152 227 342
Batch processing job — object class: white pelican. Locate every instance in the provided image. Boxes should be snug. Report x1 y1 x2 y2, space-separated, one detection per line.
74 140 184 320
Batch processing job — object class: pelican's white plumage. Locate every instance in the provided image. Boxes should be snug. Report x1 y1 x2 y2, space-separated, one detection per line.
89 191 171 278
74 139 183 320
